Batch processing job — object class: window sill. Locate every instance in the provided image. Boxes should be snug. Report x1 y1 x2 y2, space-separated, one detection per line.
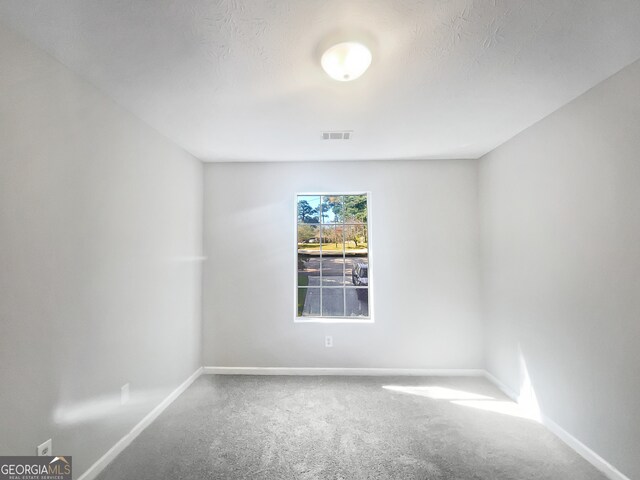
294 317 374 324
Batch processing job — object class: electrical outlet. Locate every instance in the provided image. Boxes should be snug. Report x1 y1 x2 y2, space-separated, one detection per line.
121 383 130 405
325 335 333 348
37 439 52 456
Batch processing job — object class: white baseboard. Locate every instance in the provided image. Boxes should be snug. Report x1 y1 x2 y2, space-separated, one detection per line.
540 414 631 480
483 370 519 400
77 367 203 480
483 370 630 480
203 366 485 376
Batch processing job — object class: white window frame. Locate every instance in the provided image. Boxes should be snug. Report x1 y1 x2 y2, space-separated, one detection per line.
294 192 374 324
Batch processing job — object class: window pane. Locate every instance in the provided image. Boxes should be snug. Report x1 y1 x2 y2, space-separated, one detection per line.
344 225 368 253
297 196 320 224
320 225 343 254
298 224 320 251
321 288 345 317
321 257 345 286
346 254 368 287
321 195 343 224
345 288 369 317
298 288 320 316
298 254 320 287
343 195 367 224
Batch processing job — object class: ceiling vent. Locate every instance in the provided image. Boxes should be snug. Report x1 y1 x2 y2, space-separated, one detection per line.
322 130 352 140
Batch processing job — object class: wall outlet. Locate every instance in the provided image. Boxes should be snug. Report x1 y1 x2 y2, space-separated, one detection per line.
37 439 52 456
325 335 333 348
121 383 130 405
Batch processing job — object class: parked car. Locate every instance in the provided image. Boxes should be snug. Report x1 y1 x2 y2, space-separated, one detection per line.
352 263 368 299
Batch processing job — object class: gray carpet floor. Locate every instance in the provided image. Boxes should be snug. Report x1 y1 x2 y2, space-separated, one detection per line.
96 375 606 480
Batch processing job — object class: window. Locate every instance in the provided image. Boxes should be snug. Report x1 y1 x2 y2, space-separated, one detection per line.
296 194 370 320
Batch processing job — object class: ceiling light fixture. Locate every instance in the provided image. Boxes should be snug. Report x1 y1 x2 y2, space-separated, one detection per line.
321 42 372 82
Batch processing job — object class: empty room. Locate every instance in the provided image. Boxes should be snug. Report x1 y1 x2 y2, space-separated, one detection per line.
1 1 639 479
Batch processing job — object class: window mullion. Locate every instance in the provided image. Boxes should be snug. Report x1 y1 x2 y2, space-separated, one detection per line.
342 213 346 317
319 214 323 317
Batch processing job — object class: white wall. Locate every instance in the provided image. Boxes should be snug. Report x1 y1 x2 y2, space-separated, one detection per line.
479 58 640 479
203 160 482 369
0 25 203 476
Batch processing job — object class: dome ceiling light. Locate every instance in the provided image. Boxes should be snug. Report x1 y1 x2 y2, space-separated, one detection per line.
321 42 372 82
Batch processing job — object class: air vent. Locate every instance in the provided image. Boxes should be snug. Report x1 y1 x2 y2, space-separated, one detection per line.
322 130 352 140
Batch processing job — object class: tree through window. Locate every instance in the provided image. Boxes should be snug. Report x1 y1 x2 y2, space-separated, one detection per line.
297 194 370 319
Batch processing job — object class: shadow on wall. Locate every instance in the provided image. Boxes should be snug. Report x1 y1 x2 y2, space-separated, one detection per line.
53 389 167 427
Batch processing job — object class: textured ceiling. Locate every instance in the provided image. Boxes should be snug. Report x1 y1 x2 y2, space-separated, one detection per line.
2 0 640 161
